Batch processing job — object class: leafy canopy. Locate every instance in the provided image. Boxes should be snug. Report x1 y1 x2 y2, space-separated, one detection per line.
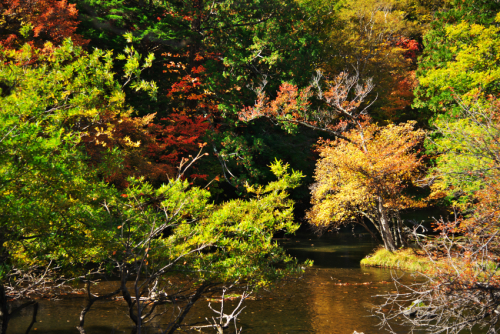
414 10 500 118
307 121 425 243
0 37 156 281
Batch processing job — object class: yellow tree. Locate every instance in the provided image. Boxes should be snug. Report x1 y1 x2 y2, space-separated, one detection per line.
239 68 426 251
307 121 425 251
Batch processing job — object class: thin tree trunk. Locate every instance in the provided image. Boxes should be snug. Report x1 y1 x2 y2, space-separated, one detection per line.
377 197 397 251
77 283 121 334
396 212 407 247
0 232 10 334
25 302 38 334
120 267 139 325
357 217 382 243
2 299 37 334
134 280 142 334
390 222 398 248
165 284 209 334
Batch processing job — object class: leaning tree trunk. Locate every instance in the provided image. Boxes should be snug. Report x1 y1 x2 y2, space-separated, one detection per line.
377 196 397 252
0 284 38 334
0 231 9 334
356 216 382 243
165 283 210 334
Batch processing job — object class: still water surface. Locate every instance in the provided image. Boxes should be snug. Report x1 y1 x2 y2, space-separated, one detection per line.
8 233 420 334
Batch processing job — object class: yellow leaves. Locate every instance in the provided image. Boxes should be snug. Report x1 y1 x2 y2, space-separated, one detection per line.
308 122 425 227
138 113 156 126
121 135 141 148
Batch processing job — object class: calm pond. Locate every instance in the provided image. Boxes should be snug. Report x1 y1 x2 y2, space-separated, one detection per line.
8 233 421 334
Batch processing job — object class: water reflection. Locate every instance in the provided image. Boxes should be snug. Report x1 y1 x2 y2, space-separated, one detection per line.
8 233 418 334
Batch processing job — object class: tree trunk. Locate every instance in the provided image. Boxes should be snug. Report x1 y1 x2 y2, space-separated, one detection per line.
77 283 121 334
120 266 139 326
0 285 9 334
25 302 38 334
377 197 397 251
0 291 38 334
395 212 407 248
186 0 204 113
189 0 203 68
0 231 9 334
356 217 382 243
165 283 209 334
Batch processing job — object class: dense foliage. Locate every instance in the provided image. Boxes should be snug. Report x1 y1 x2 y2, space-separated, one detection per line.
307 122 425 251
0 36 306 333
2 0 500 332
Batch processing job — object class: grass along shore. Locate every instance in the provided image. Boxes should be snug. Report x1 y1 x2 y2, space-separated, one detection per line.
361 247 433 272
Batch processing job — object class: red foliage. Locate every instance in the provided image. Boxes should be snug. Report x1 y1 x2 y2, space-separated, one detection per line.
239 72 373 135
162 51 220 116
0 0 88 49
82 111 211 188
159 51 220 178
371 38 420 119
395 37 420 61
80 112 169 188
147 113 210 179
239 82 312 124
381 71 418 120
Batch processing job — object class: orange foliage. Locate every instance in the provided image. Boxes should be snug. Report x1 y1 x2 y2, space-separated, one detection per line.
381 71 418 120
383 100 500 332
0 0 88 49
162 51 221 117
81 111 210 188
239 71 375 138
307 121 426 250
239 72 427 250
404 181 500 331
379 38 420 120
81 112 164 188
146 114 210 179
239 82 312 124
395 37 420 61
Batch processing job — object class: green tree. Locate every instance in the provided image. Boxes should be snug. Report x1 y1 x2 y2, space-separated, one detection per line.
426 98 500 207
414 5 500 118
377 100 500 334
0 37 307 333
0 37 156 332
76 0 321 189
77 159 305 333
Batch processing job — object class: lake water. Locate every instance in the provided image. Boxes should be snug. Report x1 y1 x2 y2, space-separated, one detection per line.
7 233 421 334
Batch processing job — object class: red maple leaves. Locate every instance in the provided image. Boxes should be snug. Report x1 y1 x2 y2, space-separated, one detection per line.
147 114 210 179
0 0 88 49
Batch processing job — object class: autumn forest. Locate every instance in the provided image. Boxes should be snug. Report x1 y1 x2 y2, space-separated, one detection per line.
1 0 500 333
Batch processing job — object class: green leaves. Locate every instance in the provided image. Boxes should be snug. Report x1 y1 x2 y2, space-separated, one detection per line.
106 160 304 287
0 37 157 282
413 4 500 207
414 8 500 119
427 102 500 207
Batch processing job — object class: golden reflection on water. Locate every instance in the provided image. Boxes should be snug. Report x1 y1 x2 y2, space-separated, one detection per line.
284 235 410 334
306 267 395 334
8 234 420 334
